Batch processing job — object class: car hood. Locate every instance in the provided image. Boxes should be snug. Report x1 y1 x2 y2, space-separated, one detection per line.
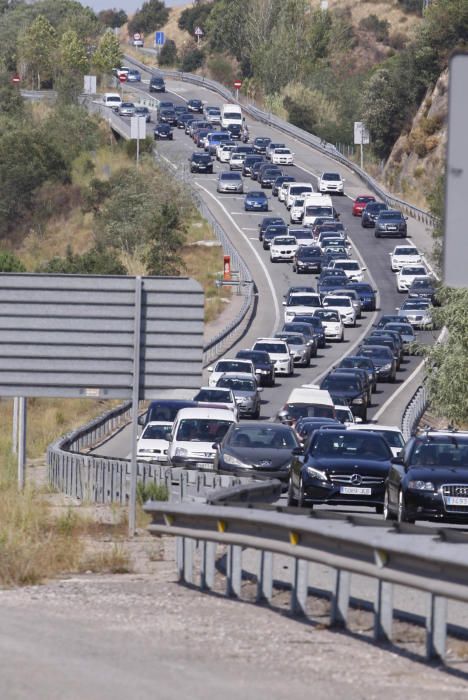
222 447 292 469
306 457 391 475
137 438 168 450
406 466 468 482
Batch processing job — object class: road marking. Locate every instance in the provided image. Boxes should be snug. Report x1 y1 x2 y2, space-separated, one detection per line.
242 227 258 231
230 211 252 215
195 182 281 334
157 152 177 170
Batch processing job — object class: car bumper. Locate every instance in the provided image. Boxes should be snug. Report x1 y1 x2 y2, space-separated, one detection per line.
170 456 215 470
245 202 268 210
271 251 296 260
295 263 321 272
303 479 385 506
220 465 290 483
273 360 292 375
376 228 407 237
403 490 468 522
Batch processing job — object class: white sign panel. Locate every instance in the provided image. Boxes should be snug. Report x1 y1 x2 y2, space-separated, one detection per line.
83 75 97 95
444 53 468 287
130 116 147 140
354 121 370 145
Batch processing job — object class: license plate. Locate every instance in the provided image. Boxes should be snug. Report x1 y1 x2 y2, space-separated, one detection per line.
447 496 468 506
340 486 372 495
388 226 397 231
197 462 214 469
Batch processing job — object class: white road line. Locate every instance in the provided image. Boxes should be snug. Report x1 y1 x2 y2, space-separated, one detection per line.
242 227 258 231
372 360 425 421
230 212 251 215
195 182 281 334
157 152 177 170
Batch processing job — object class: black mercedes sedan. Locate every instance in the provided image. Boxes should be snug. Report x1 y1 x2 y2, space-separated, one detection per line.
287 427 393 510
384 431 468 523
214 422 299 483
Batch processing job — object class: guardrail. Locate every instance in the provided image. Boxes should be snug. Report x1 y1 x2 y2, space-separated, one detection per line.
145 500 468 661
401 384 429 440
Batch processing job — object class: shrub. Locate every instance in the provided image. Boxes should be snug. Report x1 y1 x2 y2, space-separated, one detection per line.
206 53 236 86
180 48 204 73
0 251 26 272
125 136 154 158
136 481 169 504
359 15 390 43
38 244 127 275
158 39 178 66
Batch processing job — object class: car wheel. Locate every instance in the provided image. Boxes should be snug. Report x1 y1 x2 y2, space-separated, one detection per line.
375 232 380 238
383 489 396 520
252 408 260 419
304 357 310 368
269 375 275 387
339 332 344 342
287 478 298 507
375 504 384 515
297 477 310 508
397 490 415 524
288 363 294 377
270 256 275 263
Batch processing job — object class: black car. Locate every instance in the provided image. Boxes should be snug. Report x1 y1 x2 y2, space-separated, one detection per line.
375 314 407 329
317 275 348 297
356 344 396 382
149 76 166 92
366 332 402 368
294 417 341 443
258 216 285 241
187 98 204 113
215 422 299 482
236 349 275 387
320 372 368 421
227 123 242 140
346 282 377 312
272 175 295 197
159 108 178 126
251 160 267 180
177 113 194 129
262 224 288 249
242 155 264 177
361 201 388 228
338 356 377 393
189 152 213 173
375 210 408 238
140 399 198 425
253 136 271 154
290 314 326 348
292 246 322 274
135 106 151 122
153 123 173 140
331 367 372 406
259 167 282 188
408 276 438 304
287 427 393 510
384 431 468 523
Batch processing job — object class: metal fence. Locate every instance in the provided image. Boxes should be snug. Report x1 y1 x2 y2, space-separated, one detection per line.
145 500 468 661
401 384 429 440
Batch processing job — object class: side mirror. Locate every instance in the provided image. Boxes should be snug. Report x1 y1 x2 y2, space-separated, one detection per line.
137 414 146 426
207 366 213 372
257 387 263 393
292 446 304 456
362 267 367 272
211 442 219 450
165 431 173 442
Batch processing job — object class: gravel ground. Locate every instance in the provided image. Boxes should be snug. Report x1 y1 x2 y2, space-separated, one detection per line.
1 536 468 700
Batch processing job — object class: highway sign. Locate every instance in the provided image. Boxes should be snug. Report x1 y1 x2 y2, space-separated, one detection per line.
234 80 242 89
194 26 204 36
354 121 370 145
155 31 165 46
119 73 127 83
83 75 96 94
133 32 141 40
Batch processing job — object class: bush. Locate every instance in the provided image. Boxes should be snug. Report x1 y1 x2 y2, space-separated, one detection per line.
359 15 390 43
206 53 236 86
398 0 423 15
125 136 154 158
158 39 178 66
38 244 127 275
0 251 26 272
136 481 169 504
180 48 204 73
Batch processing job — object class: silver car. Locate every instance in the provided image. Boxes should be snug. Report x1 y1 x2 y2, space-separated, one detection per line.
397 299 432 328
217 171 243 193
275 332 311 368
118 102 136 117
216 372 262 418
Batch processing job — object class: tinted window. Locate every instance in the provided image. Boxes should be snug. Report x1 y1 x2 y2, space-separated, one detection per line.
176 419 233 442
311 432 390 459
142 424 171 439
228 425 296 449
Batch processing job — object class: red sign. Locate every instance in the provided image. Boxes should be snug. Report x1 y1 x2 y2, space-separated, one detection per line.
133 32 141 40
119 74 127 83
233 80 242 89
223 255 231 281
11 74 20 85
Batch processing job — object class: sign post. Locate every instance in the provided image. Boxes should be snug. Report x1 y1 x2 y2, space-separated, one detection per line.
83 75 97 95
223 255 231 281
194 26 204 44
354 121 370 170
234 79 242 102
131 116 147 167
119 71 127 98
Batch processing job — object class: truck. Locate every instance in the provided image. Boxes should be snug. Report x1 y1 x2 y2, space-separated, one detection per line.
221 103 243 129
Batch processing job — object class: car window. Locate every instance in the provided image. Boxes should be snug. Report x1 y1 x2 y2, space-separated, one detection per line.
312 432 390 459
229 426 296 449
142 424 171 439
176 419 233 442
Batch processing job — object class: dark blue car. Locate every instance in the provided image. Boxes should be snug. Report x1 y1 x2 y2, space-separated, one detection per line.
244 191 269 211
347 282 377 311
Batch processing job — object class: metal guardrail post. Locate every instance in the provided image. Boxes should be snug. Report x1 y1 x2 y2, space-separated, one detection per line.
200 540 216 590
256 550 273 603
330 569 351 627
183 537 194 585
374 581 393 642
291 558 308 616
227 544 242 598
176 536 184 581
426 594 447 660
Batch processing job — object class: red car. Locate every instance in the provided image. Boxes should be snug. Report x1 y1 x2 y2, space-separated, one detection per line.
352 195 376 216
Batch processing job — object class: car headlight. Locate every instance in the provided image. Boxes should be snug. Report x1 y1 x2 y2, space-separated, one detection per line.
408 480 435 491
381 363 392 371
306 466 327 481
223 453 252 468
175 447 188 456
352 398 364 404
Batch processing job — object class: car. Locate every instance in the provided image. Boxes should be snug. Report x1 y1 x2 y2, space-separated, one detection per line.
137 421 171 462
287 427 393 510
289 198 305 224
397 298 433 328
407 276 438 304
189 152 213 173
205 106 221 124
265 141 286 159
153 122 173 140
114 66 130 78
284 285 316 301
375 210 408 238
251 160 267 181
346 282 377 312
270 235 298 262
338 355 377 393
317 275 349 298
149 76 166 92
349 424 405 459
217 171 243 193
270 147 294 165
214 422 299 482
292 246 322 274
262 224 289 249
253 137 271 154
193 127 210 148
356 344 396 382
126 69 141 82
217 143 236 162
283 292 322 322
352 195 376 216
277 386 336 426
281 323 318 356
236 349 275 387
207 358 256 388
396 264 428 292
317 231 348 248
259 167 283 188
273 175 295 197
384 430 468 523
205 131 232 154
322 244 349 261
313 308 344 342
229 151 246 170
174 105 188 116
159 109 178 126
168 406 237 470
291 228 315 247
252 338 294 376
134 106 151 122
177 113 194 129
258 216 285 241
227 123 242 140
289 315 326 348
244 191 269 211
389 245 423 272
361 201 388 228
320 372 368 421
330 259 366 282
331 367 372 406
322 294 357 327
242 155 264 177
158 100 175 113
294 417 342 443
375 314 407 329
365 333 402 369
193 386 238 418
216 373 262 419
318 172 345 195
118 102 136 117
140 399 198 425
328 288 362 318
187 98 204 113
275 332 311 367
314 221 347 238
334 405 360 424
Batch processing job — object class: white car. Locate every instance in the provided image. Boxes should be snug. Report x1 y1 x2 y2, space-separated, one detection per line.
322 294 357 327
330 259 366 282
229 151 245 170
318 171 345 195
283 292 322 322
217 143 236 162
313 309 344 342
207 358 256 387
137 421 172 463
347 424 404 457
290 198 305 223
270 147 294 165
252 338 293 376
114 66 130 78
278 180 294 202
291 228 314 247
334 405 361 425
192 386 238 419
270 235 298 262
396 264 428 292
285 182 314 209
168 407 237 470
265 141 285 159
329 288 362 318
389 245 423 271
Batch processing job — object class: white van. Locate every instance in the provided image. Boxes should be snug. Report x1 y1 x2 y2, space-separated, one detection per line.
221 103 242 129
285 182 314 209
103 92 122 110
302 194 334 226
168 406 237 470
276 387 335 425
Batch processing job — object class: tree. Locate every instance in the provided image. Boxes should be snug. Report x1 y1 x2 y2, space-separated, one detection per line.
98 9 128 28
17 14 57 89
180 48 204 73
38 244 127 275
178 2 213 36
360 69 404 159
158 39 177 66
40 105 99 166
0 251 26 272
59 29 89 75
0 72 24 118
127 0 169 35
92 29 122 76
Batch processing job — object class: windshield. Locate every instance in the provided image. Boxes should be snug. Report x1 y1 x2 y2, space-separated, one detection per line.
305 206 334 217
294 230 313 239
215 361 250 373
195 389 232 403
220 173 241 180
361 347 392 359
290 186 312 196
254 343 287 354
322 376 360 392
386 323 414 335
401 266 426 275
224 112 241 120
299 248 321 258
288 295 320 306
324 298 350 307
395 248 419 256
286 404 335 420
335 261 359 270
380 211 403 220
312 432 390 459
278 335 303 345
273 237 296 245
315 310 339 321
228 426 296 449
410 437 468 467
218 377 256 391
323 173 341 181
142 424 171 440
176 419 232 442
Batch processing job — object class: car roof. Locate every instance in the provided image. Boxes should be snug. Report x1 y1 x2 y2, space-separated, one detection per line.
175 407 237 420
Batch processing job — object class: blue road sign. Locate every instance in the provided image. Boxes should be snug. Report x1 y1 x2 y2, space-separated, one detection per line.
155 31 165 46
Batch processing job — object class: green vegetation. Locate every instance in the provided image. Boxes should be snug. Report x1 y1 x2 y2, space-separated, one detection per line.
127 0 169 35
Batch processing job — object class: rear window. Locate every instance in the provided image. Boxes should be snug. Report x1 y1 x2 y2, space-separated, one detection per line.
290 186 313 197
305 206 334 217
